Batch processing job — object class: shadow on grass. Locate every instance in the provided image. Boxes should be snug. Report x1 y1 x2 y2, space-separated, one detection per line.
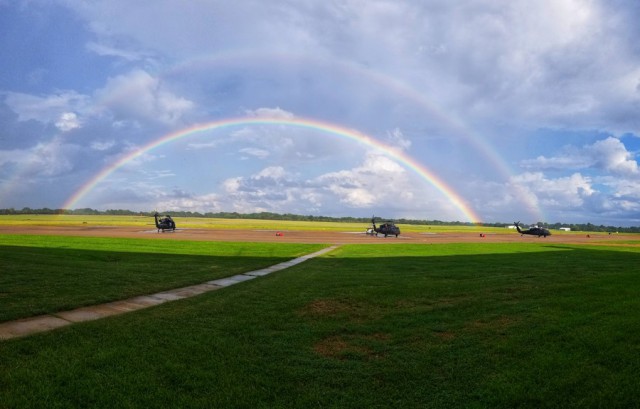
0 244 312 322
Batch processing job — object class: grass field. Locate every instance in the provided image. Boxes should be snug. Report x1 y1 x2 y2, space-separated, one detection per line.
1 235 639 408
0 234 325 322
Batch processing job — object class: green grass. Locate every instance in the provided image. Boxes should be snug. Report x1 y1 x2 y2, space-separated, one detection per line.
1 240 639 408
0 234 325 322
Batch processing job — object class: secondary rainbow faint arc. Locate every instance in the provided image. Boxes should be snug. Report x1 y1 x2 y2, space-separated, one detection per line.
63 116 482 223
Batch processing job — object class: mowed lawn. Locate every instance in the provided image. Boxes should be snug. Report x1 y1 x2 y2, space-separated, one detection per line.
0 234 326 322
1 238 639 408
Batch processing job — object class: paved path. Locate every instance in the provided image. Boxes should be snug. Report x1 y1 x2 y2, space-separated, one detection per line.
0 246 338 341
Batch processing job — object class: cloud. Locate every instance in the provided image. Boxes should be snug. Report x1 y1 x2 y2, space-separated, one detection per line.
254 166 289 181
55 112 81 131
0 137 79 179
521 136 639 176
186 140 224 150
155 193 221 213
219 166 297 213
0 149 30 173
90 140 116 151
3 91 90 125
57 1 640 135
314 153 410 207
86 41 150 62
385 128 411 151
395 1 640 133
511 172 594 208
501 167 640 224
588 137 639 175
239 147 270 159
520 154 589 171
63 1 320 58
609 178 640 201
246 107 295 119
96 69 194 125
216 153 415 214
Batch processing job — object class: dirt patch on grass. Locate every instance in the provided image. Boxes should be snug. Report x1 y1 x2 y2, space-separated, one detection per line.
434 331 456 341
313 333 390 360
470 315 519 335
313 335 351 357
298 298 376 322
300 299 359 316
302 299 391 360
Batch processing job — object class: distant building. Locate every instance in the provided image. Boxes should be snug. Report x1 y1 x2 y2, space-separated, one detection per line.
559 227 571 231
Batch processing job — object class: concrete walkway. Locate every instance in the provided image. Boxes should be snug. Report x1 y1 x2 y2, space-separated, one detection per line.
0 246 338 341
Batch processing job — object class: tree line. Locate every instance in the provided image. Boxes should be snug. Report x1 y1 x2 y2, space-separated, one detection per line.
1 207 639 233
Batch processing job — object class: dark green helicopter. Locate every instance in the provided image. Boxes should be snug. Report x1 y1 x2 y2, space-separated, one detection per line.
514 221 551 237
369 216 400 237
154 212 176 232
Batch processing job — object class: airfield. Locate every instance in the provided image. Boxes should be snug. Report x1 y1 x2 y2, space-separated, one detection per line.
3 222 637 341
2 220 640 406
2 224 638 245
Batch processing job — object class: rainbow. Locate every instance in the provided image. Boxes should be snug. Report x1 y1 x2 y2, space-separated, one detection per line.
63 116 482 223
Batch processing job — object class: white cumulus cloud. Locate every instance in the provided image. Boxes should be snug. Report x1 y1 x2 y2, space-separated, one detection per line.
55 112 81 131
521 136 639 176
96 69 194 125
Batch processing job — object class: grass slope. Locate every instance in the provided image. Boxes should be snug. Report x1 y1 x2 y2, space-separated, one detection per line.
1 241 639 408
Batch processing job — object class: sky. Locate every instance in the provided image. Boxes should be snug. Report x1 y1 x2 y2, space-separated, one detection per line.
1 0 639 226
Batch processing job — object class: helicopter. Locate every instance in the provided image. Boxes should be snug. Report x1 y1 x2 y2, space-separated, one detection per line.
514 221 551 237
369 216 400 237
154 212 176 232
